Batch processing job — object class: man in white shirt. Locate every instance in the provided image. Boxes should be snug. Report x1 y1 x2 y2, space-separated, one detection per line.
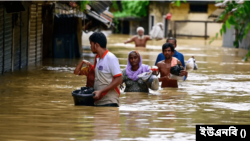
74 32 122 107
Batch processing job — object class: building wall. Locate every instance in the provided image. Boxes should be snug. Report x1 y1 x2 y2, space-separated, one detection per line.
223 26 250 50
148 2 170 33
0 2 45 74
239 31 250 50
167 3 222 39
129 20 148 35
223 26 235 48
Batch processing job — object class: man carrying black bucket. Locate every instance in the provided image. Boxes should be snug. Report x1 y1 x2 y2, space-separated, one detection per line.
74 32 122 107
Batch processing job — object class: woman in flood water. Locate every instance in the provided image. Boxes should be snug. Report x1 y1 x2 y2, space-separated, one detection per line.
121 51 151 92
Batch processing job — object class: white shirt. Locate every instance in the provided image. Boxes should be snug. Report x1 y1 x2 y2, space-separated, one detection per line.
95 50 122 78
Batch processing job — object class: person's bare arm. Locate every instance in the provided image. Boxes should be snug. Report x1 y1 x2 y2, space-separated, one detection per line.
177 60 183 67
74 60 93 75
152 62 161 76
145 35 152 41
124 36 135 44
93 76 123 99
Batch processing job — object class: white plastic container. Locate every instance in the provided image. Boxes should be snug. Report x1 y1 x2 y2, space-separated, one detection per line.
169 74 185 81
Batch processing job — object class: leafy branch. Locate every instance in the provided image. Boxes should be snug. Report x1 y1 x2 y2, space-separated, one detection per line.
112 1 149 18
76 1 89 11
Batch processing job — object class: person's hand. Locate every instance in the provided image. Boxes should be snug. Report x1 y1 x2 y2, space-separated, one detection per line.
152 70 159 75
124 41 127 44
152 70 156 75
82 60 92 66
93 91 102 100
164 75 170 80
120 84 124 90
179 70 188 77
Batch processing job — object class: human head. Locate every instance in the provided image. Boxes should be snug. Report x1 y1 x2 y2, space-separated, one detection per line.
166 37 177 48
162 43 175 59
137 27 144 36
89 32 107 53
128 51 141 67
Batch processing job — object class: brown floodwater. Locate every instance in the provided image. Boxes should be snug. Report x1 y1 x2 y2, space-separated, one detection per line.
0 34 250 141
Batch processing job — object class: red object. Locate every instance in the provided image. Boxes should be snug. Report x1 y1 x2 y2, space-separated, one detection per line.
166 13 172 20
86 65 95 88
150 68 158 71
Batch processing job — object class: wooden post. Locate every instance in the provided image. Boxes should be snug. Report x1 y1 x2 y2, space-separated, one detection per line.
12 17 14 72
27 6 29 66
19 12 22 69
205 22 207 40
2 8 5 74
174 21 176 38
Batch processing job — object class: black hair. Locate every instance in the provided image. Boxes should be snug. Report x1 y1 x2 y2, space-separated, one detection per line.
162 43 175 52
166 37 177 44
89 32 107 48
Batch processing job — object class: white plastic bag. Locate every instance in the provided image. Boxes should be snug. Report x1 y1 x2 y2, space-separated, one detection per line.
138 71 152 82
138 71 159 90
150 23 164 39
186 57 198 71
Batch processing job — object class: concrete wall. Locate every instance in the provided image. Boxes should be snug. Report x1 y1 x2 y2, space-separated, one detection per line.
169 3 223 39
148 2 170 33
223 26 250 50
223 26 235 48
239 31 250 50
129 20 149 35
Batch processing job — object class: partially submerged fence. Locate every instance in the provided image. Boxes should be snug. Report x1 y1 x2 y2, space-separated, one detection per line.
173 20 222 40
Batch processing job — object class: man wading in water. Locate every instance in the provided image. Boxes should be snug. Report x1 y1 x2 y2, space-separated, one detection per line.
154 43 188 88
74 32 122 107
124 26 162 47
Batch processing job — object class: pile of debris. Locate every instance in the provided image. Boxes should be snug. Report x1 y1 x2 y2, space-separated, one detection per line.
53 1 114 32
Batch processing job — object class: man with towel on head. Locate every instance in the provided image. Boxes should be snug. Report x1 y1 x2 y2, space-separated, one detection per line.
124 25 163 47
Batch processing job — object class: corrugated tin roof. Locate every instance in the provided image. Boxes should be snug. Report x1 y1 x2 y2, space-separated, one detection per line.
208 8 225 19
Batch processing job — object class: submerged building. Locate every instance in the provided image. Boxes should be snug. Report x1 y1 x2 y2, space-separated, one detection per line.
0 1 114 74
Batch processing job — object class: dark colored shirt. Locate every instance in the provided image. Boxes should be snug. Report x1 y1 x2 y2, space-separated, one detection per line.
155 50 185 67
122 70 149 93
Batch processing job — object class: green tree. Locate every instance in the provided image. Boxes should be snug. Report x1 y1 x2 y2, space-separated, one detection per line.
112 1 149 18
76 1 89 11
111 1 149 33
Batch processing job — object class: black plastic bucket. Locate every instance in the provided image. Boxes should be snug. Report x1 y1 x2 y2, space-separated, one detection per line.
72 89 95 106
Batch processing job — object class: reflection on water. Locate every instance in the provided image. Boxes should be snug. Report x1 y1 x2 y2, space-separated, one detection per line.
0 34 250 140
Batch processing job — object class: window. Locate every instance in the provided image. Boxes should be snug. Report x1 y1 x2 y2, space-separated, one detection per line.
149 14 155 32
189 4 208 13
151 15 154 29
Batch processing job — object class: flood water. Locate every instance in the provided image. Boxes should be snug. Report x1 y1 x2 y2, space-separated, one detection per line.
0 34 250 141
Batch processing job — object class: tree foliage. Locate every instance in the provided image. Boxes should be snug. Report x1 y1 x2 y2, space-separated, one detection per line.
210 1 250 44
112 1 149 18
209 1 250 61
172 0 187 7
76 1 89 11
